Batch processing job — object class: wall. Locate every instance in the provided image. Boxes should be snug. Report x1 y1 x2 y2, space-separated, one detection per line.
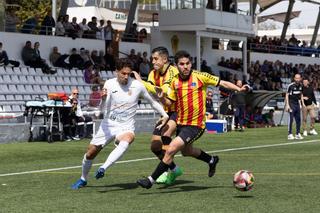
0 32 151 63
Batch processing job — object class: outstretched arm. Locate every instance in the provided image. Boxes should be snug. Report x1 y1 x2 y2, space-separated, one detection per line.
219 80 248 92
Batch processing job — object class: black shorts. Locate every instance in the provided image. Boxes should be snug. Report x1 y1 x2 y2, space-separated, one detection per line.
152 112 177 136
176 125 205 145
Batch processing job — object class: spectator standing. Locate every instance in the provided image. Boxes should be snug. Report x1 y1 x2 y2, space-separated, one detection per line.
87 17 99 39
5 9 20 32
231 80 246 131
55 15 65 36
21 14 39 34
79 18 90 38
104 20 114 52
39 10 55 35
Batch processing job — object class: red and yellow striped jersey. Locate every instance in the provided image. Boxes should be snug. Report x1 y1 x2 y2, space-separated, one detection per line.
143 64 179 112
167 71 220 128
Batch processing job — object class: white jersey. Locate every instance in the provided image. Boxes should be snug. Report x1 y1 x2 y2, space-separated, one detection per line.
101 77 166 130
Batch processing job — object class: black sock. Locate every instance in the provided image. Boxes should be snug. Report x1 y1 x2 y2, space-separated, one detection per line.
152 150 165 160
161 136 172 145
196 150 212 164
151 161 170 181
168 162 176 170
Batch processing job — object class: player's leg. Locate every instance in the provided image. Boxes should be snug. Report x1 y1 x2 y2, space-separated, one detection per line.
294 106 303 139
288 108 294 139
309 105 317 135
71 144 103 189
302 106 308 136
96 131 135 179
137 136 185 189
71 122 114 189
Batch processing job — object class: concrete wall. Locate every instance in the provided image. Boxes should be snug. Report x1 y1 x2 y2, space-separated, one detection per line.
0 32 151 63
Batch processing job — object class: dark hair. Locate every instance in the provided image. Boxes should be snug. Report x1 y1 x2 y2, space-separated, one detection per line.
115 58 132 71
174 50 191 64
152 46 169 58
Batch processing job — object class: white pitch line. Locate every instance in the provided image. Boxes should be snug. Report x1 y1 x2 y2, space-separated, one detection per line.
0 139 319 177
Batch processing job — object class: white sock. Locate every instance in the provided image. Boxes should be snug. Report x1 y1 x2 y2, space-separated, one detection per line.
81 154 92 181
101 141 129 170
148 176 155 184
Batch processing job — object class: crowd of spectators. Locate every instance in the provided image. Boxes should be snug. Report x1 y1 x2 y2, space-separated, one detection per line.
4 9 148 44
248 34 320 56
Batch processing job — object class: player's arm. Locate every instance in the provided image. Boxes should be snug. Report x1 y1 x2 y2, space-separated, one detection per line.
285 90 291 112
141 85 169 129
100 81 111 114
132 70 159 94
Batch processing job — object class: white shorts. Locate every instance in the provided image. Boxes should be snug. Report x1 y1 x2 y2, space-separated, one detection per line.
90 120 135 147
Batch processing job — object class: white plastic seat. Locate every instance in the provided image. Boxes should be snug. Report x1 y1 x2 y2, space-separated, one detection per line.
11 75 19 83
25 85 34 94
64 86 71 94
40 85 49 93
0 66 6 74
35 68 43 74
32 85 41 94
5 67 14 75
15 94 23 100
13 67 22 75
57 68 64 76
0 95 6 101
63 76 72 85
12 105 21 112
26 75 35 84
23 95 32 101
8 85 18 93
56 85 64 92
19 75 28 84
3 105 12 112
84 86 91 94
6 95 15 101
34 76 42 84
20 67 29 74
42 76 50 84
48 85 57 92
3 75 11 83
71 77 78 85
17 84 26 93
70 69 77 76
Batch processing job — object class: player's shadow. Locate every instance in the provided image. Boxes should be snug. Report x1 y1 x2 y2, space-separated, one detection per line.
88 182 139 192
233 195 254 199
139 180 232 195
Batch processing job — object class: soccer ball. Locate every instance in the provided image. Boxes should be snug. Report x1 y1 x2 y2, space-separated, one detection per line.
233 170 254 191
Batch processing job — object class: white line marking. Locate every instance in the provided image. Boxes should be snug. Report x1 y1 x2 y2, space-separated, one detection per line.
0 139 319 177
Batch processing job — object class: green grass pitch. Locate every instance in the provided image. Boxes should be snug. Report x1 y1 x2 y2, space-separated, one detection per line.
1 126 320 213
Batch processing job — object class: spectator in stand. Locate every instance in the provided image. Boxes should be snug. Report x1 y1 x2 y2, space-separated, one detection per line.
5 9 20 32
105 47 116 71
139 53 150 78
128 23 139 42
49 46 61 66
83 62 104 85
201 60 212 74
88 85 102 108
128 48 139 70
0 42 20 67
79 18 90 38
55 15 65 36
87 16 99 39
21 14 39 34
63 15 73 37
262 109 275 127
288 34 299 47
91 50 106 70
70 17 81 38
39 10 55 35
138 28 147 43
96 20 105 40
33 42 55 74
21 41 34 66
104 20 114 51
218 56 226 67
69 48 84 69
206 90 216 119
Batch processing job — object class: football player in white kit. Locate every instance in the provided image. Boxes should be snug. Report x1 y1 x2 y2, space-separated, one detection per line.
71 59 169 189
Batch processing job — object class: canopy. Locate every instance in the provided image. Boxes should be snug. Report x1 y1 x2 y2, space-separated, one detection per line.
258 11 301 23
